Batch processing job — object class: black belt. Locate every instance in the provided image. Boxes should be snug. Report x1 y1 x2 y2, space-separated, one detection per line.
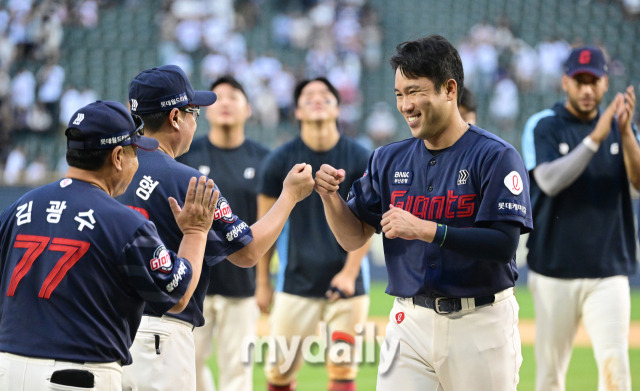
412 294 495 314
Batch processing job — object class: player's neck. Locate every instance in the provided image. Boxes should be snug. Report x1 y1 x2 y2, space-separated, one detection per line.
423 117 469 150
65 167 110 195
300 121 340 152
208 126 245 149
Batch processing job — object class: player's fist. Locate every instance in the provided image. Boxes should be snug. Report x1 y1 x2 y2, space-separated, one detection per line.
381 204 435 241
169 176 219 235
282 163 315 203
314 164 345 196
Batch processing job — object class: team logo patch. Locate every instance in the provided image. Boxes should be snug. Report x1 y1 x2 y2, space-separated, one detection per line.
392 171 412 185
244 167 256 179
497 199 527 217
457 169 469 185
559 143 569 155
60 178 72 188
395 312 405 324
150 246 172 273
198 165 211 176
610 143 619 155
72 113 84 125
130 99 138 111
214 197 237 223
504 171 523 195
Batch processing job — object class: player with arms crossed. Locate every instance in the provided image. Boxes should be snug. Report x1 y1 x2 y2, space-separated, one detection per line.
177 75 268 391
315 35 533 390
522 46 639 391
0 100 217 391
118 65 314 391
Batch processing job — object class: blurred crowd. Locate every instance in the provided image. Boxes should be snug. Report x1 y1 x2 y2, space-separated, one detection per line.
1 0 638 186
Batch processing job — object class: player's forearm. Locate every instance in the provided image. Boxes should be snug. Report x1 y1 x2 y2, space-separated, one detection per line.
256 246 274 287
321 193 373 252
532 141 594 196
230 192 297 267
168 231 207 313
619 129 640 189
341 237 372 278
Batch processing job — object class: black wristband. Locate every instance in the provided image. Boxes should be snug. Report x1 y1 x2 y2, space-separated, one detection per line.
434 223 448 247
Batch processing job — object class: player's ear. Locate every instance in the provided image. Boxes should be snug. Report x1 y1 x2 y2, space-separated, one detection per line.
444 79 457 102
111 146 124 171
169 108 182 129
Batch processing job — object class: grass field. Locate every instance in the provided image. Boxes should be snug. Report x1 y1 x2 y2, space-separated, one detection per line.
207 282 640 390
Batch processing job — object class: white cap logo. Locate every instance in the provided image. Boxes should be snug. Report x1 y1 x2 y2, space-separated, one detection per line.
504 171 523 195
72 113 84 125
130 99 138 111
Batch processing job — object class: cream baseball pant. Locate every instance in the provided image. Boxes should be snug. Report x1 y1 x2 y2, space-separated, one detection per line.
121 315 196 391
528 271 631 391
193 295 259 391
377 288 521 391
265 292 370 386
0 351 122 391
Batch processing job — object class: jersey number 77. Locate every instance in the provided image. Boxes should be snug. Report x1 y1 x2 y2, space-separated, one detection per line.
7 234 90 299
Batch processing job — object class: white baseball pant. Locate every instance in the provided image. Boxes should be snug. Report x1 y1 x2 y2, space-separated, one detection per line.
0 351 122 391
193 295 259 391
377 288 521 391
121 315 196 391
528 271 631 391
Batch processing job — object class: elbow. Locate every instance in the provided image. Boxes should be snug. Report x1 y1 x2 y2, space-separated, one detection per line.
167 297 189 314
228 248 259 268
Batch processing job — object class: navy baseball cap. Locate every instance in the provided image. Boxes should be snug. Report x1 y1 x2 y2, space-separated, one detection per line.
66 100 159 151
128 65 217 114
564 46 608 78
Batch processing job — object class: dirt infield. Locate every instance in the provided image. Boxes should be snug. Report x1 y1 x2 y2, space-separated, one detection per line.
256 316 640 348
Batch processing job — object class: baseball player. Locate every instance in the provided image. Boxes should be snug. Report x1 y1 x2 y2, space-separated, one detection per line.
315 35 533 391
177 75 268 391
522 46 639 391
0 100 217 391
118 65 314 391
256 77 371 391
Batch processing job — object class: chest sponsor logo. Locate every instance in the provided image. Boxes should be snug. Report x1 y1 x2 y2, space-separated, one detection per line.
610 143 619 155
457 169 469 185
391 190 476 219
504 171 523 195
392 171 412 185
559 143 569 155
150 246 172 273
214 197 237 223
395 312 405 324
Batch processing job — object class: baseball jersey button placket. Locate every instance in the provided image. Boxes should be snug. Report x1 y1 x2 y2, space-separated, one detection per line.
428 185 433 191
429 159 436 166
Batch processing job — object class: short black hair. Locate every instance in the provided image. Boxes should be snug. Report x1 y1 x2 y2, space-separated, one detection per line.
390 35 465 105
65 128 112 170
137 111 170 133
210 75 248 98
293 77 340 108
460 87 477 112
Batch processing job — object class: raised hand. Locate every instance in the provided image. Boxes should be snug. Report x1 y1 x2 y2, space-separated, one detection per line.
282 163 315 203
169 176 219 235
314 163 346 196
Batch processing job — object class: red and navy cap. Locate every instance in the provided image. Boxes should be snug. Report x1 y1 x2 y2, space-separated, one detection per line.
66 100 159 151
564 46 608 78
128 65 217 114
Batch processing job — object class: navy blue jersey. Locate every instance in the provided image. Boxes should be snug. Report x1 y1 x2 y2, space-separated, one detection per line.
178 137 269 297
522 102 638 278
117 149 253 326
347 126 533 298
258 136 370 297
0 179 192 364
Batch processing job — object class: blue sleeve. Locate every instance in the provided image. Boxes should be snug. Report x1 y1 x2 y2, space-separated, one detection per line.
121 221 192 315
258 149 287 198
522 109 555 171
347 149 383 233
476 146 533 233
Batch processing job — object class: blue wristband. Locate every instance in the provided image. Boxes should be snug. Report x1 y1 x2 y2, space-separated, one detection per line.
434 223 448 247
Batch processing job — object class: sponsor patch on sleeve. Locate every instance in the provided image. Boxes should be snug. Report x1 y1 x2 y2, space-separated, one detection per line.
150 246 172 273
504 171 524 195
392 170 412 185
497 199 527 218
214 197 237 223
